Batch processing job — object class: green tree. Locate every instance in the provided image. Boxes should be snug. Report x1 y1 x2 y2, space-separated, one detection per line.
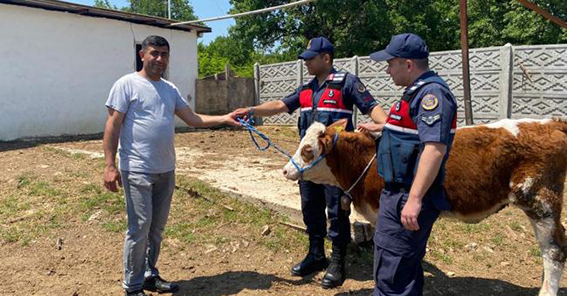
123 0 197 21
93 0 118 10
228 0 566 57
94 0 198 21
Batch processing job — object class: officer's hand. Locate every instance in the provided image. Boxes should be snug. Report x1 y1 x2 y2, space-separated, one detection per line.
104 165 122 192
233 107 252 121
357 123 384 133
401 197 421 231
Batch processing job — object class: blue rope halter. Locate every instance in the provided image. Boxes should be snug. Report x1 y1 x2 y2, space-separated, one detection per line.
237 117 339 178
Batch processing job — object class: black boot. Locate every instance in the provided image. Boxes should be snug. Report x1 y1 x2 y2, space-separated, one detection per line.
321 242 347 289
291 238 328 276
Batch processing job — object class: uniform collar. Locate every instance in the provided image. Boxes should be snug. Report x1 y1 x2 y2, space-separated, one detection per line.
309 67 337 89
404 70 436 95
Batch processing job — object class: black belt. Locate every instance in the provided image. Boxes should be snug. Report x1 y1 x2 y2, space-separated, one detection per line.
384 183 444 194
384 183 412 193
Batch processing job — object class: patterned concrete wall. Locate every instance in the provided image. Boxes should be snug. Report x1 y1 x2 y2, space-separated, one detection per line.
511 44 567 119
256 43 567 126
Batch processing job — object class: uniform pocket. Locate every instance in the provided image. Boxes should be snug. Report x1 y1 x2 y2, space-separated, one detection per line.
375 247 403 291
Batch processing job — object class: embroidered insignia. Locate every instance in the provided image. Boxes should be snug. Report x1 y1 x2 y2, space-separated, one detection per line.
357 82 367 93
329 90 334 98
334 126 344 133
395 101 401 112
323 99 337 105
421 94 439 110
421 114 441 126
390 114 402 121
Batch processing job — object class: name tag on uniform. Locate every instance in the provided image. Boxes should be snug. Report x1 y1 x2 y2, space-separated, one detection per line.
390 114 402 121
323 99 337 105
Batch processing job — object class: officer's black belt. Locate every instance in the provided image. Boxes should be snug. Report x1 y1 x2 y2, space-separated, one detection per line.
384 183 412 193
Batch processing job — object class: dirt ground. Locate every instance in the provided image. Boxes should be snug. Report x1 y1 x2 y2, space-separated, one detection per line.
1 126 566 296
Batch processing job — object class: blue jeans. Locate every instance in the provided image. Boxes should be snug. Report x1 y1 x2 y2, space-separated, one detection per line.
121 170 175 292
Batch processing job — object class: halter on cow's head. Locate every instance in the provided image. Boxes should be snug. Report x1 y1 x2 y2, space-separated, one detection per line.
282 119 348 186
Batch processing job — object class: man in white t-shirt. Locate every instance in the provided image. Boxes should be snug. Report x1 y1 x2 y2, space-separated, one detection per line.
103 35 240 296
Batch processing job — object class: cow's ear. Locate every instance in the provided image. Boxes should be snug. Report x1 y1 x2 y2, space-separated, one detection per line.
318 133 334 155
327 119 348 134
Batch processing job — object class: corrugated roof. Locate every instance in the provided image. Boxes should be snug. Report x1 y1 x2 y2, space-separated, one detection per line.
1 0 212 34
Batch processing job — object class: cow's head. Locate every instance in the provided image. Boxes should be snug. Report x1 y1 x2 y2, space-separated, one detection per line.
282 119 347 187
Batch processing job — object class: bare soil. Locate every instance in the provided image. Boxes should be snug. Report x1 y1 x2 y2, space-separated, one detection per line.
0 126 566 296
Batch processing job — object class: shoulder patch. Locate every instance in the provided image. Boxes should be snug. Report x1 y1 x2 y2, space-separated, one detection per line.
421 94 439 110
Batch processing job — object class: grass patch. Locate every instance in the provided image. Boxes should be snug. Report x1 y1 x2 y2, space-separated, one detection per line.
172 176 308 252
80 183 125 221
102 220 126 233
430 249 453 265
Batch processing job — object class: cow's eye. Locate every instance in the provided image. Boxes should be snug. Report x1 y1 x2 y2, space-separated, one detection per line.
301 144 315 163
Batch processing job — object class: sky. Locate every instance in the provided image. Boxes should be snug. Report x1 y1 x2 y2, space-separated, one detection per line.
65 0 235 44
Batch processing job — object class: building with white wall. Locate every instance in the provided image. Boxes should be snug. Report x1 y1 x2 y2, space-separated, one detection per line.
0 0 210 140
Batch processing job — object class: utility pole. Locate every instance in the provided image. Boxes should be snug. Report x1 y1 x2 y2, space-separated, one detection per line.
168 0 171 19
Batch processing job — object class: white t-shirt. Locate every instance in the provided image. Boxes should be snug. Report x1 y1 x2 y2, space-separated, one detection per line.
105 72 189 174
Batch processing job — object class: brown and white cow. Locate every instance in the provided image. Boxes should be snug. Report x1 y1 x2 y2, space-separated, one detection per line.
282 118 567 296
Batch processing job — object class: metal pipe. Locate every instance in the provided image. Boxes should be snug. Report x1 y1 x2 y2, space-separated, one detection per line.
460 0 474 125
169 0 315 26
516 0 567 29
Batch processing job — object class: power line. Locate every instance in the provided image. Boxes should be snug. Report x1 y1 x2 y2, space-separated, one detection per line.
169 0 315 26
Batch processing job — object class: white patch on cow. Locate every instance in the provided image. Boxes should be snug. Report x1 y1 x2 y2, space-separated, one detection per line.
354 201 378 226
529 217 564 296
459 118 552 137
521 177 534 195
283 122 340 186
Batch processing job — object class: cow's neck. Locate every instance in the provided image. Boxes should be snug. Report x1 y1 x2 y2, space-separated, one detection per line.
325 132 377 202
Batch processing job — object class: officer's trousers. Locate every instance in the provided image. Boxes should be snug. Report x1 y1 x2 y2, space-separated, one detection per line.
373 189 440 296
299 180 351 245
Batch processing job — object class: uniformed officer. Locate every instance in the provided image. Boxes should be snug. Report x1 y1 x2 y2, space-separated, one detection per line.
234 36 387 288
361 33 457 295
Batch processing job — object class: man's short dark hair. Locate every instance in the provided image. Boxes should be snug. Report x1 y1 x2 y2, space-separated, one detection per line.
413 58 429 70
141 35 170 52
319 51 334 63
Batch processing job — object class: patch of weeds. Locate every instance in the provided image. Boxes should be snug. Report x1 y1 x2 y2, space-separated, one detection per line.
102 220 126 233
492 233 504 246
28 181 62 197
0 226 25 243
530 245 542 257
16 173 33 189
0 196 31 219
41 146 69 157
460 222 491 234
80 184 125 220
71 153 86 160
430 249 453 265
165 222 195 244
510 221 523 232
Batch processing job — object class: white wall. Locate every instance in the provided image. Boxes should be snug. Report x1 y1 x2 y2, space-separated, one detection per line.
0 4 199 140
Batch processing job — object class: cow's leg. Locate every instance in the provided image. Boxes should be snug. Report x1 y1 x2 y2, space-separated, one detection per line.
512 177 567 296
